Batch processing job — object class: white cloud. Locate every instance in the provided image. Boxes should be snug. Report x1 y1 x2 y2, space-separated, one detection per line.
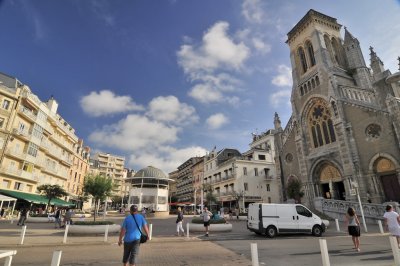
269 89 291 108
178 21 250 105
80 90 144 117
189 83 223 104
252 37 271 54
242 0 264 24
129 145 207 173
147 95 199 125
271 65 293 87
206 113 229 129
88 114 179 151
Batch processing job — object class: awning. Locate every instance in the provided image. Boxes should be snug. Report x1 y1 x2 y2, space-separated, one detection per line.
0 189 48 204
0 194 17 202
0 189 74 206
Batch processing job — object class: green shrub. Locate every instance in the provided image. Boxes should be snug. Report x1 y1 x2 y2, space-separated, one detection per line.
191 217 227 224
73 221 115 225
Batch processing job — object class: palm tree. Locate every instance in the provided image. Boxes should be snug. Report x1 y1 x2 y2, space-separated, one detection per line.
37 184 68 212
83 174 114 221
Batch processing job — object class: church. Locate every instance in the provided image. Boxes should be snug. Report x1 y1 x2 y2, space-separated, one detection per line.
274 9 400 207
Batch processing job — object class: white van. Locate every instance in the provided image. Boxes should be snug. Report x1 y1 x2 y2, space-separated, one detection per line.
247 203 326 238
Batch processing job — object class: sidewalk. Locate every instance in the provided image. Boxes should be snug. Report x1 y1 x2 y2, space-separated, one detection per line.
0 221 252 265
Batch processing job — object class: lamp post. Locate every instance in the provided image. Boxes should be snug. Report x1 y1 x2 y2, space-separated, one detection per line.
352 182 368 233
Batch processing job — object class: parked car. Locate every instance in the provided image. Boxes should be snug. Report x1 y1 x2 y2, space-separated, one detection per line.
247 203 326 238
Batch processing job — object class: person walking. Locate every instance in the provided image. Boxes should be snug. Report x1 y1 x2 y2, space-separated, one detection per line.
383 204 400 248
119 205 150 266
176 207 185 236
200 206 212 237
17 208 27 226
345 207 361 252
54 208 62 228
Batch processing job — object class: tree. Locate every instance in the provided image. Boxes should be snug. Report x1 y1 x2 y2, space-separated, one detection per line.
202 183 217 210
286 178 305 203
37 184 68 212
230 190 245 209
83 174 114 221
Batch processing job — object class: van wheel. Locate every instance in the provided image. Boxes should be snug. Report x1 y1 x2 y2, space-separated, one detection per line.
312 225 322 237
265 226 277 238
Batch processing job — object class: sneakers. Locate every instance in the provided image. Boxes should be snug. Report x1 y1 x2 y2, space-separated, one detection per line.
356 248 360 252
205 233 209 237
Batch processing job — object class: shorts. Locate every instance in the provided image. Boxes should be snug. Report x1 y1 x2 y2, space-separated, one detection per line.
203 221 210 227
123 240 141 265
348 226 360 237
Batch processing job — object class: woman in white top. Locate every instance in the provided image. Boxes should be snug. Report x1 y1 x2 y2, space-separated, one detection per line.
345 207 361 252
383 205 400 248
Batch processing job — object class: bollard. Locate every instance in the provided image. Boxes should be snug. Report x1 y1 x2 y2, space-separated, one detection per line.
335 219 340 232
19 225 27 245
389 236 400 265
250 243 259 266
104 224 109 242
10 218 13 224
319 238 330 266
377 220 384 234
186 223 190 238
63 224 69 244
51 250 62 266
149 224 153 240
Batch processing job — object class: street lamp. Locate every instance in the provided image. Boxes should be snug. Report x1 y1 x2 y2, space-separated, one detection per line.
351 181 368 233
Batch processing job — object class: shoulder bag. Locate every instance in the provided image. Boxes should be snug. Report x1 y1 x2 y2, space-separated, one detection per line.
132 214 148 244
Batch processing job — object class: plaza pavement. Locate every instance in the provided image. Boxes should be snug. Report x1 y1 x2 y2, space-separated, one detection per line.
0 215 396 266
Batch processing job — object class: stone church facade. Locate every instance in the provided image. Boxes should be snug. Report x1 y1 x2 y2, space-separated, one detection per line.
274 10 400 207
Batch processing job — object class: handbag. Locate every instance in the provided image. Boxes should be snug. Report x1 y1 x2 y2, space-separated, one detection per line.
132 214 148 244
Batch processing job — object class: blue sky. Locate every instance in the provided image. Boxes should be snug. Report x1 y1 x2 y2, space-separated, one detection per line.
0 0 399 173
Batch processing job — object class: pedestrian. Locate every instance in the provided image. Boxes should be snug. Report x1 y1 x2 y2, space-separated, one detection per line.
141 208 146 218
64 208 74 225
345 207 361 252
17 208 27 226
176 207 185 236
0 208 4 218
383 204 400 248
200 206 212 237
228 209 233 220
118 205 150 266
235 207 239 219
54 208 62 228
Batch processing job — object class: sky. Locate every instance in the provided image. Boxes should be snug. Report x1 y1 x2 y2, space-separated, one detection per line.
0 0 399 174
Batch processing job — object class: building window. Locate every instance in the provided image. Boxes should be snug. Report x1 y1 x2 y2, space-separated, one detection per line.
26 184 33 192
27 142 39 157
297 47 308 74
14 182 23 190
244 182 248 191
306 41 316 66
258 155 266 160
308 99 336 148
254 168 258 176
2 179 10 188
267 184 270 191
268 197 271 203
243 167 247 175
0 118 4 128
22 163 33 172
32 124 44 140
2 99 10 110
18 122 25 132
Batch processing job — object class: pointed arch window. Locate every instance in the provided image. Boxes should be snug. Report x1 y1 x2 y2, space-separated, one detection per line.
297 47 308 74
306 41 316 66
308 99 336 148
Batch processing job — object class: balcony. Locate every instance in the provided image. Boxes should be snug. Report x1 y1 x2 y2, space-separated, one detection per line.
0 167 38 182
5 148 37 164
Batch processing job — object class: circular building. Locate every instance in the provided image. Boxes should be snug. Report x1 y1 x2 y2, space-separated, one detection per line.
126 166 173 214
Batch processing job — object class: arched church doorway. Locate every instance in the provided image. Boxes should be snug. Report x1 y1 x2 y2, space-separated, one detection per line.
375 158 400 202
318 163 345 200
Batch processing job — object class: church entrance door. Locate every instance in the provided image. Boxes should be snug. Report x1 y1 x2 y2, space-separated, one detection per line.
381 174 400 202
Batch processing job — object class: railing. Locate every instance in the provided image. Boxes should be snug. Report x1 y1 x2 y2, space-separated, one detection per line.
313 197 398 222
339 85 377 105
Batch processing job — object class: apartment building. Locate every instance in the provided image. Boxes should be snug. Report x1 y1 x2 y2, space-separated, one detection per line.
67 139 90 201
0 72 80 197
203 130 281 211
90 152 125 196
176 157 203 203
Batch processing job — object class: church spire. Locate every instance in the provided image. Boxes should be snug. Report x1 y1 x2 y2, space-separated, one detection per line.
274 112 282 130
370 46 385 76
